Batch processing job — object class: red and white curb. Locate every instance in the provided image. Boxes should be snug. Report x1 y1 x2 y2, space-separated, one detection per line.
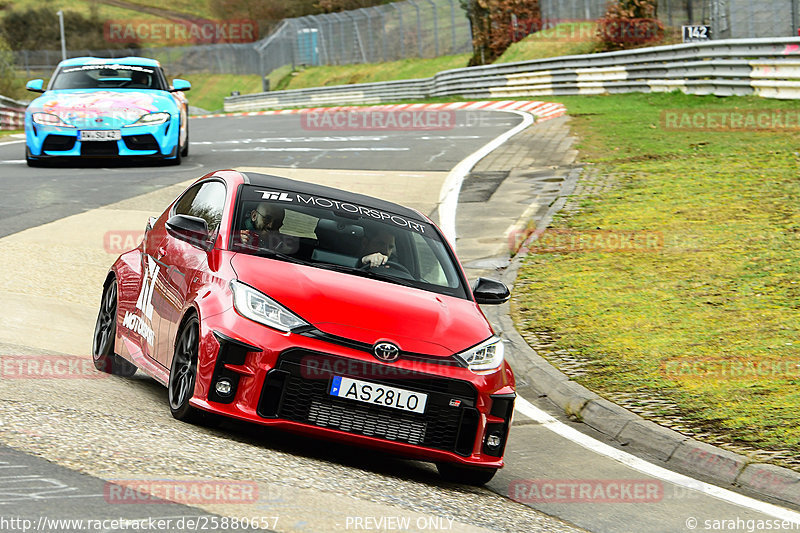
192 100 567 122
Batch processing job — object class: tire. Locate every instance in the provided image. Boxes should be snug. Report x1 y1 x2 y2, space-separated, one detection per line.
180 119 189 157
166 145 182 166
436 463 498 486
168 315 204 423
92 280 138 377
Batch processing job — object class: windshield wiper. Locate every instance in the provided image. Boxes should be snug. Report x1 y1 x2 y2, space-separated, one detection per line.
314 263 416 287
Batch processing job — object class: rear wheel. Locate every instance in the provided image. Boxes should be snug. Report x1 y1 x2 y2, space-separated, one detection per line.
92 280 138 377
168 315 204 423
436 463 498 486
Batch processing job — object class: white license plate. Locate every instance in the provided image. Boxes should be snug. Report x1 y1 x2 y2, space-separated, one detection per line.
329 376 428 414
79 130 121 141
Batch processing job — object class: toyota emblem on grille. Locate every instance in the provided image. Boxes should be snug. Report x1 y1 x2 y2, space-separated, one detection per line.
373 342 400 362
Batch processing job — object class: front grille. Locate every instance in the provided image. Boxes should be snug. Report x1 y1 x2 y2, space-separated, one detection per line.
259 350 479 455
81 141 118 156
123 134 159 151
308 400 427 445
42 135 75 152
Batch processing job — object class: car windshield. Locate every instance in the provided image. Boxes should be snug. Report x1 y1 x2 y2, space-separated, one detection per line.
51 64 164 90
231 185 468 299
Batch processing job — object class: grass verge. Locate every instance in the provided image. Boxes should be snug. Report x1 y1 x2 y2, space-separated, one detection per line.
511 92 800 464
180 73 264 113
276 54 471 92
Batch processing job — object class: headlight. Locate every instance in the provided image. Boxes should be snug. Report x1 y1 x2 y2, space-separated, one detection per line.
457 336 505 372
231 281 308 332
127 112 170 126
32 112 74 127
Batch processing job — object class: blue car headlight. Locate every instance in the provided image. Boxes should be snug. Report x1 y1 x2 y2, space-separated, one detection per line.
31 112 74 127
126 112 170 127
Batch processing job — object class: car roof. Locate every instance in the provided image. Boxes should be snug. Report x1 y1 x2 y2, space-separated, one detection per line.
57 56 162 68
240 172 427 223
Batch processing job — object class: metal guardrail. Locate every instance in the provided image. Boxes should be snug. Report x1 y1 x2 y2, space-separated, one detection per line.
0 95 26 131
225 37 800 112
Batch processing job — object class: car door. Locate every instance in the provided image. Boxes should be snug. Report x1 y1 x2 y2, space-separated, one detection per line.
155 180 227 369
126 214 169 366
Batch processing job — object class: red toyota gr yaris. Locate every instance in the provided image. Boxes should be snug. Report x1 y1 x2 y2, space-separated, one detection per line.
93 170 515 484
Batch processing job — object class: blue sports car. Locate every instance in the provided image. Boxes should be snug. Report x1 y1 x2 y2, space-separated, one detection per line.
24 57 190 166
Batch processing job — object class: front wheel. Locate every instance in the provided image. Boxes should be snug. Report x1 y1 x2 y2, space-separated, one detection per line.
168 315 204 423
92 280 138 377
436 463 498 486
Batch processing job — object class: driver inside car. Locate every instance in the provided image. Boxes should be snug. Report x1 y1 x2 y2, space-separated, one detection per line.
359 228 396 268
236 203 297 254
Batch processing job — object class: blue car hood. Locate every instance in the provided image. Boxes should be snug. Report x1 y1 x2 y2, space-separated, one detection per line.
27 89 176 129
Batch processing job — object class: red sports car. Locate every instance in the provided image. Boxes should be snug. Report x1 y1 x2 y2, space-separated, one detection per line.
93 169 515 484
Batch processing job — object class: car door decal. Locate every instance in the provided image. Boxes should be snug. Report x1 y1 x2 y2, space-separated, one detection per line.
136 255 159 320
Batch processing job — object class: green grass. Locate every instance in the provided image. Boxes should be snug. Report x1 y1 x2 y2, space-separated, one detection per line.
0 129 23 139
182 73 263 113
276 54 471 91
511 92 800 458
497 22 603 63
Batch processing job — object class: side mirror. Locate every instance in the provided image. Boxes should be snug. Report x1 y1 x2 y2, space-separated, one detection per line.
472 277 510 305
166 214 211 250
170 79 191 92
26 79 44 93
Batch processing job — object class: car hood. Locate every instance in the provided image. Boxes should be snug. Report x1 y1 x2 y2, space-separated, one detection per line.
230 254 492 357
27 89 176 128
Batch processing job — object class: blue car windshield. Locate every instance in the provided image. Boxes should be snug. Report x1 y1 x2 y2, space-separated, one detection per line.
51 65 164 90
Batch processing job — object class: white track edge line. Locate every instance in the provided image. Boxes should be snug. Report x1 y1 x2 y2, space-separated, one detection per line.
514 396 800 522
436 109 534 248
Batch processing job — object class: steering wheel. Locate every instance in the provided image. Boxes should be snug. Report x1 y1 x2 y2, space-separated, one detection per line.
361 260 412 276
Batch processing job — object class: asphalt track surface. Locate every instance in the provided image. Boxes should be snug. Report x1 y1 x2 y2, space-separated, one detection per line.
0 111 799 533
0 112 515 238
